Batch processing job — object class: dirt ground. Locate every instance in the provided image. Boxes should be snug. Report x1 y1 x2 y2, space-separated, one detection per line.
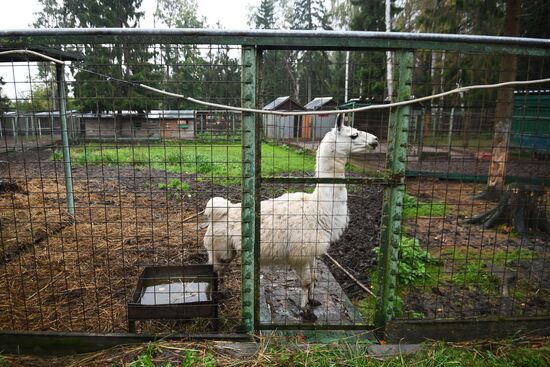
0 148 241 333
0 147 549 334
400 179 550 319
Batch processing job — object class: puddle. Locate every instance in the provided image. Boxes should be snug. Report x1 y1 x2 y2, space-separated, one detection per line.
139 277 212 305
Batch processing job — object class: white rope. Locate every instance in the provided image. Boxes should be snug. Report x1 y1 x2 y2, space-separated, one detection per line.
4 49 550 116
0 49 66 65
141 77 550 116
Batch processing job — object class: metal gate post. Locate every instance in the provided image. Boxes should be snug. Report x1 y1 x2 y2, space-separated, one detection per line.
56 63 75 215
240 46 260 333
375 50 413 328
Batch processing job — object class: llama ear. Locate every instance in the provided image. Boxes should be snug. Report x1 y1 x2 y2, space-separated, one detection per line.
335 113 343 131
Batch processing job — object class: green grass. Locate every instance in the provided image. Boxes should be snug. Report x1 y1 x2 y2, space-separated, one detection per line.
60 142 316 185
158 178 191 193
2 337 549 366
121 338 549 367
403 192 448 219
297 341 547 367
50 150 63 161
439 247 539 296
128 343 215 367
451 262 499 294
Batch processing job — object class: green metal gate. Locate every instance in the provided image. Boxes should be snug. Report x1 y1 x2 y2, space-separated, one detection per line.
0 30 549 346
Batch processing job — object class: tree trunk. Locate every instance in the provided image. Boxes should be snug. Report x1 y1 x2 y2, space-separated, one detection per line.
478 0 521 201
467 183 550 235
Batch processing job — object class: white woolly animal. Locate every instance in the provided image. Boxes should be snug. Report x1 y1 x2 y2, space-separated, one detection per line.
203 114 378 314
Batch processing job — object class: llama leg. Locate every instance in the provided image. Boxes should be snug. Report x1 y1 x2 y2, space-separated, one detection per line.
296 264 312 308
307 260 321 307
204 230 215 265
297 264 318 321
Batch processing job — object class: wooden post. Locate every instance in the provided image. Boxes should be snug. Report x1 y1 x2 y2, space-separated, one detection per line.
484 0 521 200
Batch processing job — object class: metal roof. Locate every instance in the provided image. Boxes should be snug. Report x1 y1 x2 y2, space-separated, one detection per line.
304 97 335 110
263 96 291 110
263 96 305 111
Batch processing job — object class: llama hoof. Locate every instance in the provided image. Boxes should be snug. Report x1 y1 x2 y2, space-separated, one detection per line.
301 308 318 322
307 299 322 307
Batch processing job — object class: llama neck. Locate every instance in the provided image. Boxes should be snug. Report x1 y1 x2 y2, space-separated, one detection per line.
312 140 348 204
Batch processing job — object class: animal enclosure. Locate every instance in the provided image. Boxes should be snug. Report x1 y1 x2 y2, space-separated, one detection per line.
0 30 549 342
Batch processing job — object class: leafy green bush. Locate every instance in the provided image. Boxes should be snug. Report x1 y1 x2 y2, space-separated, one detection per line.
397 236 434 285
375 235 435 287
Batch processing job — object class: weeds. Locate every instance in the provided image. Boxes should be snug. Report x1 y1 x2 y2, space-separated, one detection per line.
50 150 63 161
128 343 162 367
359 235 435 321
403 192 447 219
2 337 549 366
158 178 191 193
451 262 498 294
127 343 215 367
374 235 435 287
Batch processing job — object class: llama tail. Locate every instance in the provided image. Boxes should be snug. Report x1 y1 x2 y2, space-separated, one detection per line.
204 197 234 222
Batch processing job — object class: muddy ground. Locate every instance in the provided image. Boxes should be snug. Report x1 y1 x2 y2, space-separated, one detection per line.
0 147 549 334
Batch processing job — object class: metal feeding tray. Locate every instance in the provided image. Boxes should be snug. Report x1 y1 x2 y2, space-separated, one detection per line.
127 265 218 332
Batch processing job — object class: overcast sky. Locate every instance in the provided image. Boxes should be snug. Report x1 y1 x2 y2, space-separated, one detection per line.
3 0 260 29
1 0 261 99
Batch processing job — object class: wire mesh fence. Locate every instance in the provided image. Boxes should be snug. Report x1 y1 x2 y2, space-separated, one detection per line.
399 50 550 321
0 42 245 334
0 31 549 337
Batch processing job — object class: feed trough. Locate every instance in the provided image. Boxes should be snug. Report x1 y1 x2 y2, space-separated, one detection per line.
127 265 218 333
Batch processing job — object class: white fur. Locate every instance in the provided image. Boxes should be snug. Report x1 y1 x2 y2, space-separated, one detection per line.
203 120 378 309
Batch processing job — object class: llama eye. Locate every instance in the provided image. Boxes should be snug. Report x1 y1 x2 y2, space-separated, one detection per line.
350 133 359 140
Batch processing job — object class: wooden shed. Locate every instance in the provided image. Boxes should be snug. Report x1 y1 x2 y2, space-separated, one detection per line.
80 112 160 140
147 110 195 140
303 97 338 140
262 96 306 139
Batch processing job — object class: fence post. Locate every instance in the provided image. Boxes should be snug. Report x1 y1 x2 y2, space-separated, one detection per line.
375 50 413 329
56 63 75 216
240 45 260 333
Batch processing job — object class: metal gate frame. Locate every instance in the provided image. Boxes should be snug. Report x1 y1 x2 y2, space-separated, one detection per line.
1 29 550 343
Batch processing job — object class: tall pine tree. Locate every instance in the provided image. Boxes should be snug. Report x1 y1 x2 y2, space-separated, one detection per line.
35 0 163 113
290 0 332 102
154 0 206 109
254 0 277 29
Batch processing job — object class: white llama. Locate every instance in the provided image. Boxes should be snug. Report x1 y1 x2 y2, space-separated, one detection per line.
203 114 378 316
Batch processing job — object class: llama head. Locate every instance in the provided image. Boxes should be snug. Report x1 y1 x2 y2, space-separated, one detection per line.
330 113 378 155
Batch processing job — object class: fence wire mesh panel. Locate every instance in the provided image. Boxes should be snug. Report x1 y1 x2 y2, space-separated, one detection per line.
258 49 395 330
400 51 550 321
0 30 549 338
0 41 243 333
